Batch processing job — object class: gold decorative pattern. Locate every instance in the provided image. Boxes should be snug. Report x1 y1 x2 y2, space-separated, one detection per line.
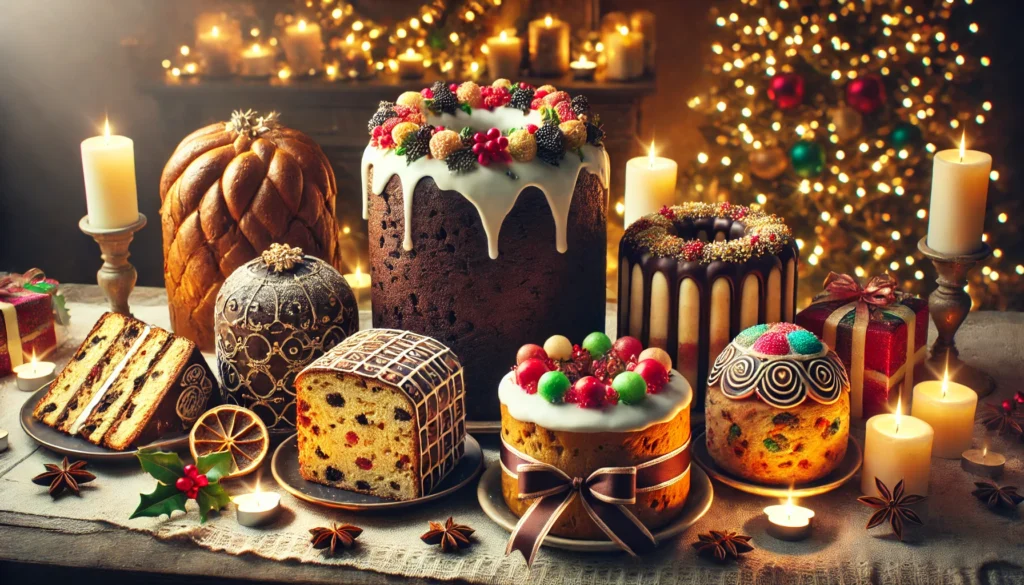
260 243 305 273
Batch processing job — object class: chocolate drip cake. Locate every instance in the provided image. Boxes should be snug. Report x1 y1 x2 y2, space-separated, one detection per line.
618 203 798 407
362 81 609 420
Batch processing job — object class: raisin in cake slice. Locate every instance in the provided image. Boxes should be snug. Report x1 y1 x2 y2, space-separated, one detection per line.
295 329 466 501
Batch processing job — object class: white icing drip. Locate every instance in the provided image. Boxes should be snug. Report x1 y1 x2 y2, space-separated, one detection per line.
498 369 692 433
69 326 152 435
361 107 610 259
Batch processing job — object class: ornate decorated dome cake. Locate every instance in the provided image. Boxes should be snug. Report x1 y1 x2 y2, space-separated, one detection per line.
499 332 692 547
617 202 799 408
705 323 850 485
362 80 609 421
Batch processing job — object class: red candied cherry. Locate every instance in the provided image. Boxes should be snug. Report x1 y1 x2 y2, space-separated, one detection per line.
449 83 458 92
515 357 551 394
604 385 619 405
633 359 669 393
346 431 359 445
517 343 548 365
356 457 373 470
432 125 446 134
421 87 434 98
612 336 644 362
568 376 607 409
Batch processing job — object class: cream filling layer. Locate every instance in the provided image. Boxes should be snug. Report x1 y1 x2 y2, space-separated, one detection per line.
69 326 151 435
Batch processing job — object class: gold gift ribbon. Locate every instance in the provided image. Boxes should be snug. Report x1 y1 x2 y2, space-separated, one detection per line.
0 300 24 369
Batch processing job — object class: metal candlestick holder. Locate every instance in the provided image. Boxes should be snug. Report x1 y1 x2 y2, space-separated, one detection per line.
917 237 995 398
79 213 147 316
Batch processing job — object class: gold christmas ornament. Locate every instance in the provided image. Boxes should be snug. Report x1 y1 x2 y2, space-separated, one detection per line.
749 147 788 180
260 243 305 272
830 106 864 143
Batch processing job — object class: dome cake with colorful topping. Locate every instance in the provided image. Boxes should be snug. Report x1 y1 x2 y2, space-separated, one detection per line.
617 202 799 410
705 323 850 485
498 332 692 542
362 80 609 421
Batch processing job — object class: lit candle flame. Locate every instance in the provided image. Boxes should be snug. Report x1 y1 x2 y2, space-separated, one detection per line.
103 117 111 144
894 394 902 434
298 19 307 32
30 350 38 364
982 445 987 457
941 369 949 398
544 15 553 28
211 25 220 38
618 25 630 36
500 30 508 41
648 139 656 168
406 48 415 56
355 264 362 278
251 43 261 53
959 130 965 163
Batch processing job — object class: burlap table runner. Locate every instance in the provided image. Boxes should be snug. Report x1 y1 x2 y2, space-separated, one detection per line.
0 287 1021 584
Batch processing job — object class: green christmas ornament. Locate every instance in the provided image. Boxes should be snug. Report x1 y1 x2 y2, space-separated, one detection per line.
612 371 648 405
582 332 613 358
538 370 571 403
789 140 825 178
889 122 922 149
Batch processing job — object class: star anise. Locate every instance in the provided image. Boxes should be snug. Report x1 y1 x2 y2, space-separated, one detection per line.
420 517 474 553
691 530 754 563
978 402 1023 436
972 481 1024 511
309 522 363 555
857 478 925 541
31 457 95 497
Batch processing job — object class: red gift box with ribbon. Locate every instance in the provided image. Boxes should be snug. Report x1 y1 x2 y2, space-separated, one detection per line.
795 272 927 421
0 269 59 376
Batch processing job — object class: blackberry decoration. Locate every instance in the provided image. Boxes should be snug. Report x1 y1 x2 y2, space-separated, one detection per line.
427 81 458 115
367 101 396 132
586 116 606 147
509 86 535 113
534 123 565 166
446 148 478 173
570 95 590 117
402 125 433 164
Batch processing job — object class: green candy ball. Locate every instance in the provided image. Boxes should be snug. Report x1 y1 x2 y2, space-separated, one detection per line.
889 122 922 149
537 370 571 403
787 330 823 355
789 140 825 178
612 371 648 405
582 332 613 358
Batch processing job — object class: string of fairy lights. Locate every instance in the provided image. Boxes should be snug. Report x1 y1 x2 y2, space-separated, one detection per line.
683 0 1016 308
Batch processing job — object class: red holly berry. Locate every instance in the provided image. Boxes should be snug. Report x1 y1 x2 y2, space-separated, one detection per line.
683 240 705 262
183 464 198 478
187 487 199 499
449 83 458 92
1014 391 1024 406
659 205 675 220
633 359 669 393
1003 399 1015 413
515 358 551 394
433 125 445 134
175 476 194 492
471 127 511 166
769 233 777 242
750 235 760 245
482 86 511 109
194 474 209 488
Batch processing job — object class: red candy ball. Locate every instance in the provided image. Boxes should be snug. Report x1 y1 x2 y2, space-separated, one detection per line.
517 344 548 365
633 359 669 393
846 74 886 114
612 336 644 362
767 72 805 110
568 376 607 409
752 331 791 355
515 358 550 394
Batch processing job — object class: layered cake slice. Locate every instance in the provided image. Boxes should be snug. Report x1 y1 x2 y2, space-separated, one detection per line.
295 329 466 501
33 312 219 450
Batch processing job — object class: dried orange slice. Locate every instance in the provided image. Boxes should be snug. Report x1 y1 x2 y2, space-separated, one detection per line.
189 405 269 479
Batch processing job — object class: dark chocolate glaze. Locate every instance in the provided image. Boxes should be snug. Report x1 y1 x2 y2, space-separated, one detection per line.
367 167 607 421
617 215 799 409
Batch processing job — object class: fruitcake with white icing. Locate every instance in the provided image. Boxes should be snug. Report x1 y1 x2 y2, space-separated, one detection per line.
33 312 219 450
705 323 850 485
295 329 466 501
499 332 693 540
362 80 609 421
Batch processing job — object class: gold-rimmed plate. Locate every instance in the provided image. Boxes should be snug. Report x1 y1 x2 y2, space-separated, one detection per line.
20 384 189 461
271 433 483 511
691 430 863 498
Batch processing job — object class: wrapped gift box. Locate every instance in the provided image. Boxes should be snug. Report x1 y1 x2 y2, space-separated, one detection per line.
796 295 927 420
0 283 58 376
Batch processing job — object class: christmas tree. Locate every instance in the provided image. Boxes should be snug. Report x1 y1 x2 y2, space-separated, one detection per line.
684 0 1017 309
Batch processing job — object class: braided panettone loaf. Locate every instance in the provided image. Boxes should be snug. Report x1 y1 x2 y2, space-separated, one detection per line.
159 110 344 350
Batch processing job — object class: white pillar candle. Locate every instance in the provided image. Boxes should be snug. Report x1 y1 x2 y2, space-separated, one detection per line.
624 141 678 226
604 26 644 81
911 373 977 459
396 49 425 80
926 133 992 255
630 10 656 74
862 400 934 496
281 20 324 75
486 30 522 80
240 43 275 77
196 24 241 76
81 118 139 229
528 15 570 77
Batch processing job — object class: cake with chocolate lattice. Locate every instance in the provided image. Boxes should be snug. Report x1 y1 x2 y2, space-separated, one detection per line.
295 328 465 500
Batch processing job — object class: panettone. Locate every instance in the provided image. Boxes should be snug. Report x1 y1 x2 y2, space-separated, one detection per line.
160 110 345 350
215 243 358 435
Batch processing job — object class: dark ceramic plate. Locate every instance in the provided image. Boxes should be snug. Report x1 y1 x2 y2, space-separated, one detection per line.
20 384 190 461
271 433 484 511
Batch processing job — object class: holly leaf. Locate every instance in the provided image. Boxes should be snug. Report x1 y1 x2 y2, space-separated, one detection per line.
130 482 188 520
136 449 185 485
459 103 473 115
196 451 232 484
196 483 231 523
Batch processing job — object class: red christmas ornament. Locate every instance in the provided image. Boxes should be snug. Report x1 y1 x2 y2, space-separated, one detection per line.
516 344 548 365
846 74 886 114
515 358 550 393
767 73 805 110
633 359 669 393
612 336 644 362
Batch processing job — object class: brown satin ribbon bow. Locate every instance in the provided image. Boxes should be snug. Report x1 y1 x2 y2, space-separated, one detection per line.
816 271 898 308
0 268 46 296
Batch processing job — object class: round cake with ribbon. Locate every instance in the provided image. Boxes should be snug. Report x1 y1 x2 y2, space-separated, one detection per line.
704 323 850 485
498 332 692 563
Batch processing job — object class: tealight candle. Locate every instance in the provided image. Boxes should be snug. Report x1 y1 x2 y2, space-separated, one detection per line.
961 446 1005 479
240 43 275 77
234 490 281 527
603 25 644 81
0 429 8 452
344 265 372 306
764 496 815 541
528 15 570 77
396 49 425 80
926 132 992 255
570 55 597 81
624 140 678 226
81 117 139 229
281 19 324 75
14 358 56 391
910 370 977 459
486 30 522 80
862 397 934 496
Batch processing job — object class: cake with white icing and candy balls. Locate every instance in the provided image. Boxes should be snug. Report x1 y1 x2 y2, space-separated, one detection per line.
705 323 851 485
362 80 609 421
499 332 693 540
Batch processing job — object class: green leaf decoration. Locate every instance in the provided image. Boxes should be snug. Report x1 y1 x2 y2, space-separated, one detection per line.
540 107 558 124
136 449 185 486
459 103 473 115
577 148 585 162
196 483 231 523
130 482 188 520
197 451 232 484
459 126 473 141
